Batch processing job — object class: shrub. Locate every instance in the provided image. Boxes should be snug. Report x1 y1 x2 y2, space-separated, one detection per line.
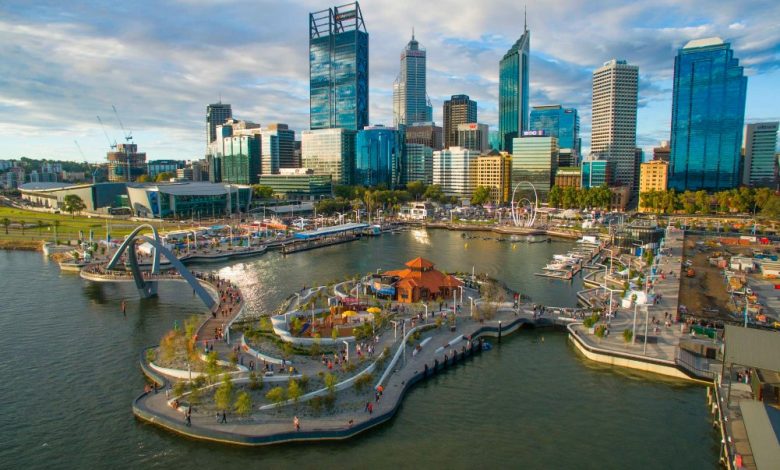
234 391 252 417
248 371 263 391
145 348 156 363
324 373 337 393
266 386 286 406
595 325 606 338
583 313 600 329
188 386 201 405
353 372 374 392
213 375 234 410
172 381 186 397
287 380 302 403
623 329 633 343
298 374 310 392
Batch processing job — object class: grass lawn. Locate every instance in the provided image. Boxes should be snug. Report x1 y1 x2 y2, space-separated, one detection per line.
0 206 177 244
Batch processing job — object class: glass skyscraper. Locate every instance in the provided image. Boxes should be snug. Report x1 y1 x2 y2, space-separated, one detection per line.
498 24 530 152
354 125 403 188
669 37 747 191
530 105 580 153
301 128 357 185
511 136 558 200
743 122 779 188
309 2 369 131
393 34 430 127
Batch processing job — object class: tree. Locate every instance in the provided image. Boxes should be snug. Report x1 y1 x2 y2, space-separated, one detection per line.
548 186 563 208
423 184 445 203
1 217 9 235
62 194 86 218
234 391 252 417
136 174 151 183
287 379 302 403
213 374 234 411
205 351 220 383
406 181 427 200
252 185 274 199
760 195 780 220
471 186 491 205
155 171 175 182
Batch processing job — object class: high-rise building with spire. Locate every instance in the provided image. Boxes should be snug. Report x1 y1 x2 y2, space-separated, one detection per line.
393 31 431 127
498 9 530 151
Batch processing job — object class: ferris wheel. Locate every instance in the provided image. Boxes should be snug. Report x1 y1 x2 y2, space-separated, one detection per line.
510 181 539 228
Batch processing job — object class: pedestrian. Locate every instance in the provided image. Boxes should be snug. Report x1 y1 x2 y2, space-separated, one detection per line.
185 408 191 427
220 410 227 423
368 402 373 414
365 401 370 412
294 416 300 431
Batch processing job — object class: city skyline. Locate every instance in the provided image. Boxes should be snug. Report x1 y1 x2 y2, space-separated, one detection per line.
0 0 778 162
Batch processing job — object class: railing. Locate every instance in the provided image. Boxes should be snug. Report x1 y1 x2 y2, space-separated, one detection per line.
675 348 717 380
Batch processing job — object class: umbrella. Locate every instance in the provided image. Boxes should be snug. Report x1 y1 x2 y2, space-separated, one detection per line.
341 310 358 318
367 307 381 314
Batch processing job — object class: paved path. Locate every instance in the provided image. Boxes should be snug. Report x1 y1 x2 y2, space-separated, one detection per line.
571 228 689 363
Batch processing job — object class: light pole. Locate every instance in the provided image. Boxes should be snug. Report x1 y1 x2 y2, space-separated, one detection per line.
342 340 349 362
420 302 428 319
632 302 638 345
643 305 650 355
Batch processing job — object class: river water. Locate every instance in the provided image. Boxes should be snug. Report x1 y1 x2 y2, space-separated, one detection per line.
0 229 718 468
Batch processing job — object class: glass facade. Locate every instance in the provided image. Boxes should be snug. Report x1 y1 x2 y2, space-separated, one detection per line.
742 122 778 188
393 35 428 127
443 95 477 149
581 159 613 189
301 128 357 185
309 3 369 131
220 135 261 185
511 136 557 200
499 29 530 151
404 143 433 185
257 173 333 200
530 105 580 157
147 160 183 179
355 126 403 188
432 147 480 198
669 38 747 191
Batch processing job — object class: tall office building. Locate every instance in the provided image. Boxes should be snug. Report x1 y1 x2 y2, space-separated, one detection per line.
220 135 261 185
591 59 639 191
406 122 443 150
355 125 403 188
301 128 357 185
432 147 480 198
404 143 433 185
206 103 232 147
511 135 558 200
743 122 779 188
309 2 369 131
530 105 580 166
456 123 490 153
393 33 431 127
443 95 477 149
261 124 296 175
669 38 747 191
498 20 530 151
474 150 512 203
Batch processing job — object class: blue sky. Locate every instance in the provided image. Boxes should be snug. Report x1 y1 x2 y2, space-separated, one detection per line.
0 0 778 162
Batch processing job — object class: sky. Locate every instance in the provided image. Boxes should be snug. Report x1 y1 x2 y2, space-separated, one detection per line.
0 0 778 163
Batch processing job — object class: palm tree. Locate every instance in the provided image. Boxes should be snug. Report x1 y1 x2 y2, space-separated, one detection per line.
37 219 44 235
1 217 9 235
53 220 61 244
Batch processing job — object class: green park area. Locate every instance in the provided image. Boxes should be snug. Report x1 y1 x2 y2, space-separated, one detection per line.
0 206 172 249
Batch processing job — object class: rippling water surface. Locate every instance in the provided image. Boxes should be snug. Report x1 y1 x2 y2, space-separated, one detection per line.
0 230 718 468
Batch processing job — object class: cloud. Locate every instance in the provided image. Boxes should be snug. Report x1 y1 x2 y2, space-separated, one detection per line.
0 0 778 161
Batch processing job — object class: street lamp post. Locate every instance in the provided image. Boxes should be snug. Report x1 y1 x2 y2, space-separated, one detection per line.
643 305 650 355
420 302 428 319
632 303 638 345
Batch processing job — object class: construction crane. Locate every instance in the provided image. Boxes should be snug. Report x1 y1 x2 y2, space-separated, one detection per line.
96 116 117 149
112 105 133 143
74 140 100 184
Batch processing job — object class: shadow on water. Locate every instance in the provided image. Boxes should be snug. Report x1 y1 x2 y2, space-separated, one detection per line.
83 281 107 304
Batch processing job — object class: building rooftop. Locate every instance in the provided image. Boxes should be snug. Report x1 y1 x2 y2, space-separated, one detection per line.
127 182 247 196
18 182 75 191
683 37 724 49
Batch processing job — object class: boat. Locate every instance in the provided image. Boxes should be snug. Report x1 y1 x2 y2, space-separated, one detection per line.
59 260 88 272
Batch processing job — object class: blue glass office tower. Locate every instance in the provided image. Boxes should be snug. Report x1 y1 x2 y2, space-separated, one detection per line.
498 21 530 152
530 105 580 153
355 126 403 188
309 3 369 131
669 38 747 191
